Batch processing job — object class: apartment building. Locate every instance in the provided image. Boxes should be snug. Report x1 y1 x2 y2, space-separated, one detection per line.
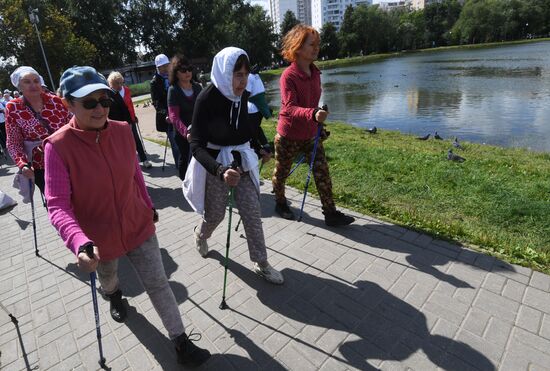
269 0 312 33
311 0 372 31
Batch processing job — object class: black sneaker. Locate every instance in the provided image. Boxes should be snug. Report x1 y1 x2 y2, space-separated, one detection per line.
275 202 295 220
324 210 355 227
175 331 211 367
106 289 127 323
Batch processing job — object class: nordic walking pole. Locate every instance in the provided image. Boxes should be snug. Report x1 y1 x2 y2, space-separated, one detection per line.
161 134 169 172
29 179 39 256
298 104 327 222
235 161 264 232
220 187 235 310
0 301 18 324
284 154 305 179
84 244 107 368
135 121 148 154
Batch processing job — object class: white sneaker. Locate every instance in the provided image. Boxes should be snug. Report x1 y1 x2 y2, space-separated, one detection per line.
142 160 152 168
194 227 208 258
253 263 284 285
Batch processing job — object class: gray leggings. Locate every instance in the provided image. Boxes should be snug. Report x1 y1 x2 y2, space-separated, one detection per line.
97 234 184 340
197 172 268 263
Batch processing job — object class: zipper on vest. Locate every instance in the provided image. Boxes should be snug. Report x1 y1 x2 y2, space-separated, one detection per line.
95 130 100 143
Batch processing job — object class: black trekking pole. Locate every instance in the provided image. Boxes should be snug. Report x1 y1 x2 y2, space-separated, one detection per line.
84 244 107 368
220 187 235 310
135 121 148 155
161 134 169 172
234 161 264 232
298 104 327 222
0 301 18 324
29 179 39 256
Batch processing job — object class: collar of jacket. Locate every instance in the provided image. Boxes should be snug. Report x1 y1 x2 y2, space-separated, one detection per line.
67 116 112 144
290 62 321 81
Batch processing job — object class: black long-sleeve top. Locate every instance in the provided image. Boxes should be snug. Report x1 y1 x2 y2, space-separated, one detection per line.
190 84 261 175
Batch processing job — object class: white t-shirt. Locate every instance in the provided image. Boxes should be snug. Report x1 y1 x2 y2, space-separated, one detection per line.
246 74 265 114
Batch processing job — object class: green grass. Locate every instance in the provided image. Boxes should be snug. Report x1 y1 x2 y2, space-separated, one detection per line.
261 38 550 77
128 80 151 97
257 119 550 272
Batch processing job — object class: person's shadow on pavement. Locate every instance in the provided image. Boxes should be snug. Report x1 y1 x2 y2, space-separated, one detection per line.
209 251 495 371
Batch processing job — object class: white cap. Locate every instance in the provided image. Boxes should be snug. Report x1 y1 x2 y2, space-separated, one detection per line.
155 54 170 68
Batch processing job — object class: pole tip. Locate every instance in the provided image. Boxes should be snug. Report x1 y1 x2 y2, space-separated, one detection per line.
99 358 108 369
219 300 228 310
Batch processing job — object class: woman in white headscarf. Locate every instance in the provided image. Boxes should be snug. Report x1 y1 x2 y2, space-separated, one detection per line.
5 66 71 194
184 47 284 284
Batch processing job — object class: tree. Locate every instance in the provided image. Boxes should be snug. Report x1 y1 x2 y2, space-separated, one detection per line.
338 5 360 56
51 0 138 69
0 0 96 88
126 0 179 59
424 0 462 47
320 22 339 60
279 10 299 36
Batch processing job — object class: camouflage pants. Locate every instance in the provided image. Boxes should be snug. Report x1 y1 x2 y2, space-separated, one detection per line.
197 172 268 263
271 133 336 214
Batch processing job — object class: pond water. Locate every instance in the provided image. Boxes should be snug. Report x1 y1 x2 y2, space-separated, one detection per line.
264 41 550 152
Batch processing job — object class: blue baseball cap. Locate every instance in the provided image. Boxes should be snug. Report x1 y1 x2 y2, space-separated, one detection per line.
59 66 110 98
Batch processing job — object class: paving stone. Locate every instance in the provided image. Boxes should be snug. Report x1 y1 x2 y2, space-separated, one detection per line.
515 305 543 334
1 141 550 370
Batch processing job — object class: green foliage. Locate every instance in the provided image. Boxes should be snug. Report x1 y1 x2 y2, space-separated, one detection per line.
0 0 96 87
279 10 300 36
320 23 339 59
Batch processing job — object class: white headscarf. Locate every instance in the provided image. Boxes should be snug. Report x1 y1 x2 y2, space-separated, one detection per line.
210 47 248 103
10 66 42 89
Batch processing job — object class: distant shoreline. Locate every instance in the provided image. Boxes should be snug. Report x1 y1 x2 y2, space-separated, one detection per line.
261 37 550 76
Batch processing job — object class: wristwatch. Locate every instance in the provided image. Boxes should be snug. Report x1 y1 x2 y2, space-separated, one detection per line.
78 241 94 257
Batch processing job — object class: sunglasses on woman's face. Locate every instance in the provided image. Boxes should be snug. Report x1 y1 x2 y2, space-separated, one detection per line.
78 97 113 110
178 66 193 73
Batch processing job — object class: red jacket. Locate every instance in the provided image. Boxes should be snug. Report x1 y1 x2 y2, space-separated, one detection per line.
277 62 322 141
122 85 136 122
44 119 155 261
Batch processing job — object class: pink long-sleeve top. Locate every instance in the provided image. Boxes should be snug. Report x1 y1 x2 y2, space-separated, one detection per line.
44 140 153 256
168 105 188 137
277 62 322 141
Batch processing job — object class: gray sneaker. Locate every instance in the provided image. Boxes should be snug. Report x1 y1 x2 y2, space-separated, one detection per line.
194 227 208 258
253 263 284 285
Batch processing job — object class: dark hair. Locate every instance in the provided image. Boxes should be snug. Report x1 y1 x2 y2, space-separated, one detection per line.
168 54 192 85
233 54 250 73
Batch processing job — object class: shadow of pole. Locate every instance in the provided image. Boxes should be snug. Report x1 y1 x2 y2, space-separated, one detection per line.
0 306 37 371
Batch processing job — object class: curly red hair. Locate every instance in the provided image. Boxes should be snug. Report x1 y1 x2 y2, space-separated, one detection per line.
281 24 320 63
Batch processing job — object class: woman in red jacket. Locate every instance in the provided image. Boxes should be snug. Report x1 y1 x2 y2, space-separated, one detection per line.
44 66 210 367
5 66 71 194
272 25 354 227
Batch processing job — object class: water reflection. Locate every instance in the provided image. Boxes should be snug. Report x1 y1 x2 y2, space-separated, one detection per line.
265 41 550 152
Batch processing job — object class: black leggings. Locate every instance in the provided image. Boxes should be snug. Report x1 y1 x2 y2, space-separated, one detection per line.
175 133 190 180
34 168 45 198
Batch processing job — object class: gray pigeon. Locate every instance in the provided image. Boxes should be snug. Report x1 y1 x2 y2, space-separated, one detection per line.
452 137 463 149
447 149 465 162
366 126 377 134
417 134 430 140
434 131 443 140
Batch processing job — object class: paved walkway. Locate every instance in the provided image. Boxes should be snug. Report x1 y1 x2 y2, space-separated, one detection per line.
1 140 550 371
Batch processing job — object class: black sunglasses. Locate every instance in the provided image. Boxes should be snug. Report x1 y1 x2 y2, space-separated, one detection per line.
178 66 194 73
78 97 113 110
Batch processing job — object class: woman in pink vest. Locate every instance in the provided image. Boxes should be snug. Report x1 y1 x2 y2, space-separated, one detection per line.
43 66 210 367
